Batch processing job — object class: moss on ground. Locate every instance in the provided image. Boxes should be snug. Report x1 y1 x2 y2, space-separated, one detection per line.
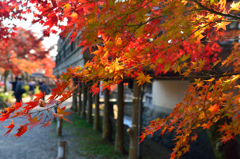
63 111 127 159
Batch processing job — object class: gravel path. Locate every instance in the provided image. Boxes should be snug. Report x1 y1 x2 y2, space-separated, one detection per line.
0 97 88 159
0 114 58 159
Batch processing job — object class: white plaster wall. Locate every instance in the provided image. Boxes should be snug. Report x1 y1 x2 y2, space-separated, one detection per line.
152 80 190 109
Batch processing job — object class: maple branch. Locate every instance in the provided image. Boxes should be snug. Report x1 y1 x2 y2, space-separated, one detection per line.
154 72 240 80
28 80 94 115
192 0 240 20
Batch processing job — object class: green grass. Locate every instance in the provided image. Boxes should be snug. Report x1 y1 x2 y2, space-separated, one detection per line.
0 92 13 102
63 111 127 159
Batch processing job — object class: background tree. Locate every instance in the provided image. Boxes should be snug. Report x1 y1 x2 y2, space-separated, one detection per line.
0 27 53 92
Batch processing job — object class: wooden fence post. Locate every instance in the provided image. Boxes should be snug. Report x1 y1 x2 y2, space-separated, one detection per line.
87 90 93 124
81 83 87 118
102 88 110 140
57 117 62 136
94 88 100 131
115 81 125 154
57 140 66 159
127 80 141 159
78 80 82 115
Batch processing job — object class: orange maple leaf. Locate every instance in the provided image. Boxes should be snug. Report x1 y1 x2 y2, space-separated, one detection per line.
53 106 73 123
202 121 213 129
208 104 220 113
90 82 100 96
4 120 14 137
28 116 42 130
220 135 234 143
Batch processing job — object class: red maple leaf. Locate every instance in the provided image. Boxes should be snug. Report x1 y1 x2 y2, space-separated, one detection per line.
34 91 44 101
41 121 51 128
4 120 14 137
14 101 22 110
139 132 146 144
23 101 39 113
220 135 234 143
14 125 28 138
52 80 64 95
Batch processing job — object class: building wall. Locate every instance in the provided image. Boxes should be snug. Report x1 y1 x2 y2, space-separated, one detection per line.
152 80 190 110
53 33 94 77
54 47 84 76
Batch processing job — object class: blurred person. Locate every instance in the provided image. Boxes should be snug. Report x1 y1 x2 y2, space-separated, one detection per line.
10 76 18 96
15 78 25 103
28 80 35 100
39 81 50 101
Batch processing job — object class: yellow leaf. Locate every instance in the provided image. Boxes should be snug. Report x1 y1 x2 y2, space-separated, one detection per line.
180 54 190 62
231 1 240 10
215 21 231 31
136 72 152 86
204 78 215 82
199 112 205 119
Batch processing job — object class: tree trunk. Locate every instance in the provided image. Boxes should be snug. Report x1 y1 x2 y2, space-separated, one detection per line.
4 70 9 93
102 88 110 140
127 80 141 159
72 77 78 111
115 81 125 154
94 89 100 131
87 90 93 124
207 118 240 159
81 83 87 118
78 80 82 115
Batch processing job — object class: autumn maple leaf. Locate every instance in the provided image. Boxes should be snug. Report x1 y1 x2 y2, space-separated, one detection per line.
90 82 100 96
136 72 152 86
14 101 22 110
52 80 65 95
4 120 14 137
28 116 42 130
34 91 44 101
23 101 39 113
208 104 220 113
139 132 146 144
41 121 51 128
202 123 213 129
14 125 28 138
220 134 234 143
215 21 231 31
53 106 73 123
230 1 240 10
